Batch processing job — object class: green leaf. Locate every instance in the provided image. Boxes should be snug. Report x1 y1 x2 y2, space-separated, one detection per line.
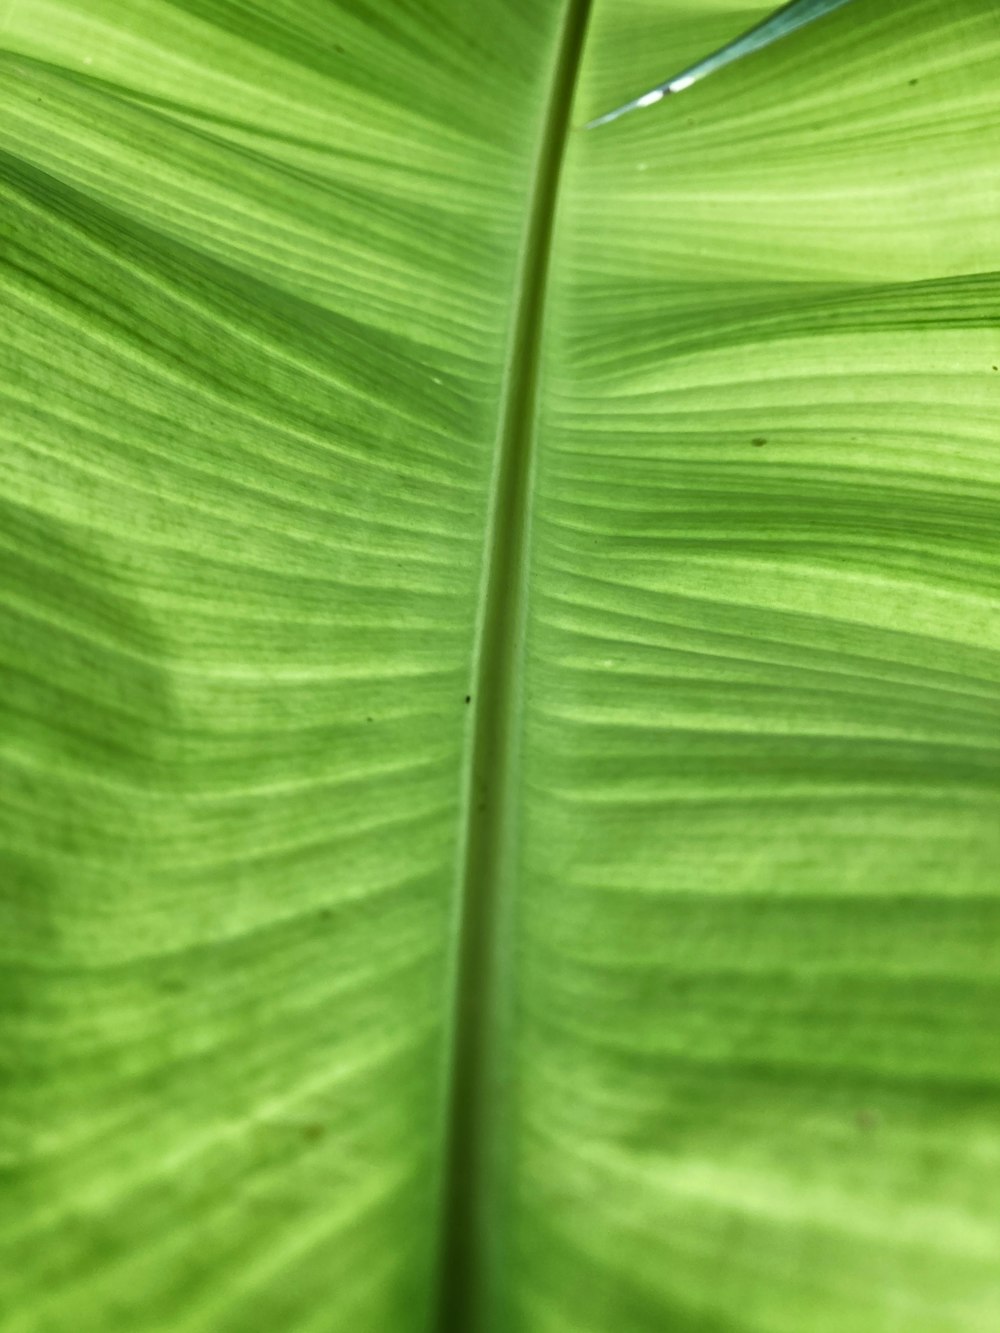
584 0 857 127
2 3 998 1332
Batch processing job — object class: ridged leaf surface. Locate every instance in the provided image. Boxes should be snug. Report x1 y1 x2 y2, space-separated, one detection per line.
1 2 998 1331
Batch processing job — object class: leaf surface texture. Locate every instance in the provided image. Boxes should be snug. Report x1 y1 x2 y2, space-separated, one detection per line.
1 2 999 1331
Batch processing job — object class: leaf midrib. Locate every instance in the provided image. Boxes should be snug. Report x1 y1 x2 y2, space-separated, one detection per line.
433 4 594 1330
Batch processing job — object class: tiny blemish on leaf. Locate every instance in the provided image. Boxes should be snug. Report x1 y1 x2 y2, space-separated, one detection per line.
302 1123 325 1142
856 1108 881 1132
908 78 919 86
751 436 767 447
465 695 471 704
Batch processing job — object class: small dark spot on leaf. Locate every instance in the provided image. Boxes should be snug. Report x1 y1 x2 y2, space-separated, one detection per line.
908 78 919 86
318 907 332 920
992 365 998 372
160 977 186 994
334 45 345 54
365 716 373 723
302 1123 325 1142
464 695 471 704
856 1108 881 1133
751 436 767 447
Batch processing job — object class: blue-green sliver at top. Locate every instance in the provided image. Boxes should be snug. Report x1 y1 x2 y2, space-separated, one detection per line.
584 0 857 127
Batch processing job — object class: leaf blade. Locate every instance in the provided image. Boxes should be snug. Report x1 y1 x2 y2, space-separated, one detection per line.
501 1 1000 1328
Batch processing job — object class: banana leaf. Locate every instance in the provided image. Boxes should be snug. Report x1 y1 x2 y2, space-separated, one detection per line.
1 1 998 1330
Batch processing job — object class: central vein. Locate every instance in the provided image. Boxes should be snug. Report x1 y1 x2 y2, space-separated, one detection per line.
434 4 594 1330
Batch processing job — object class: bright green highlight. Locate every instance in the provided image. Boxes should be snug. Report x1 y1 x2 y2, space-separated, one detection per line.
1 2 999 1332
